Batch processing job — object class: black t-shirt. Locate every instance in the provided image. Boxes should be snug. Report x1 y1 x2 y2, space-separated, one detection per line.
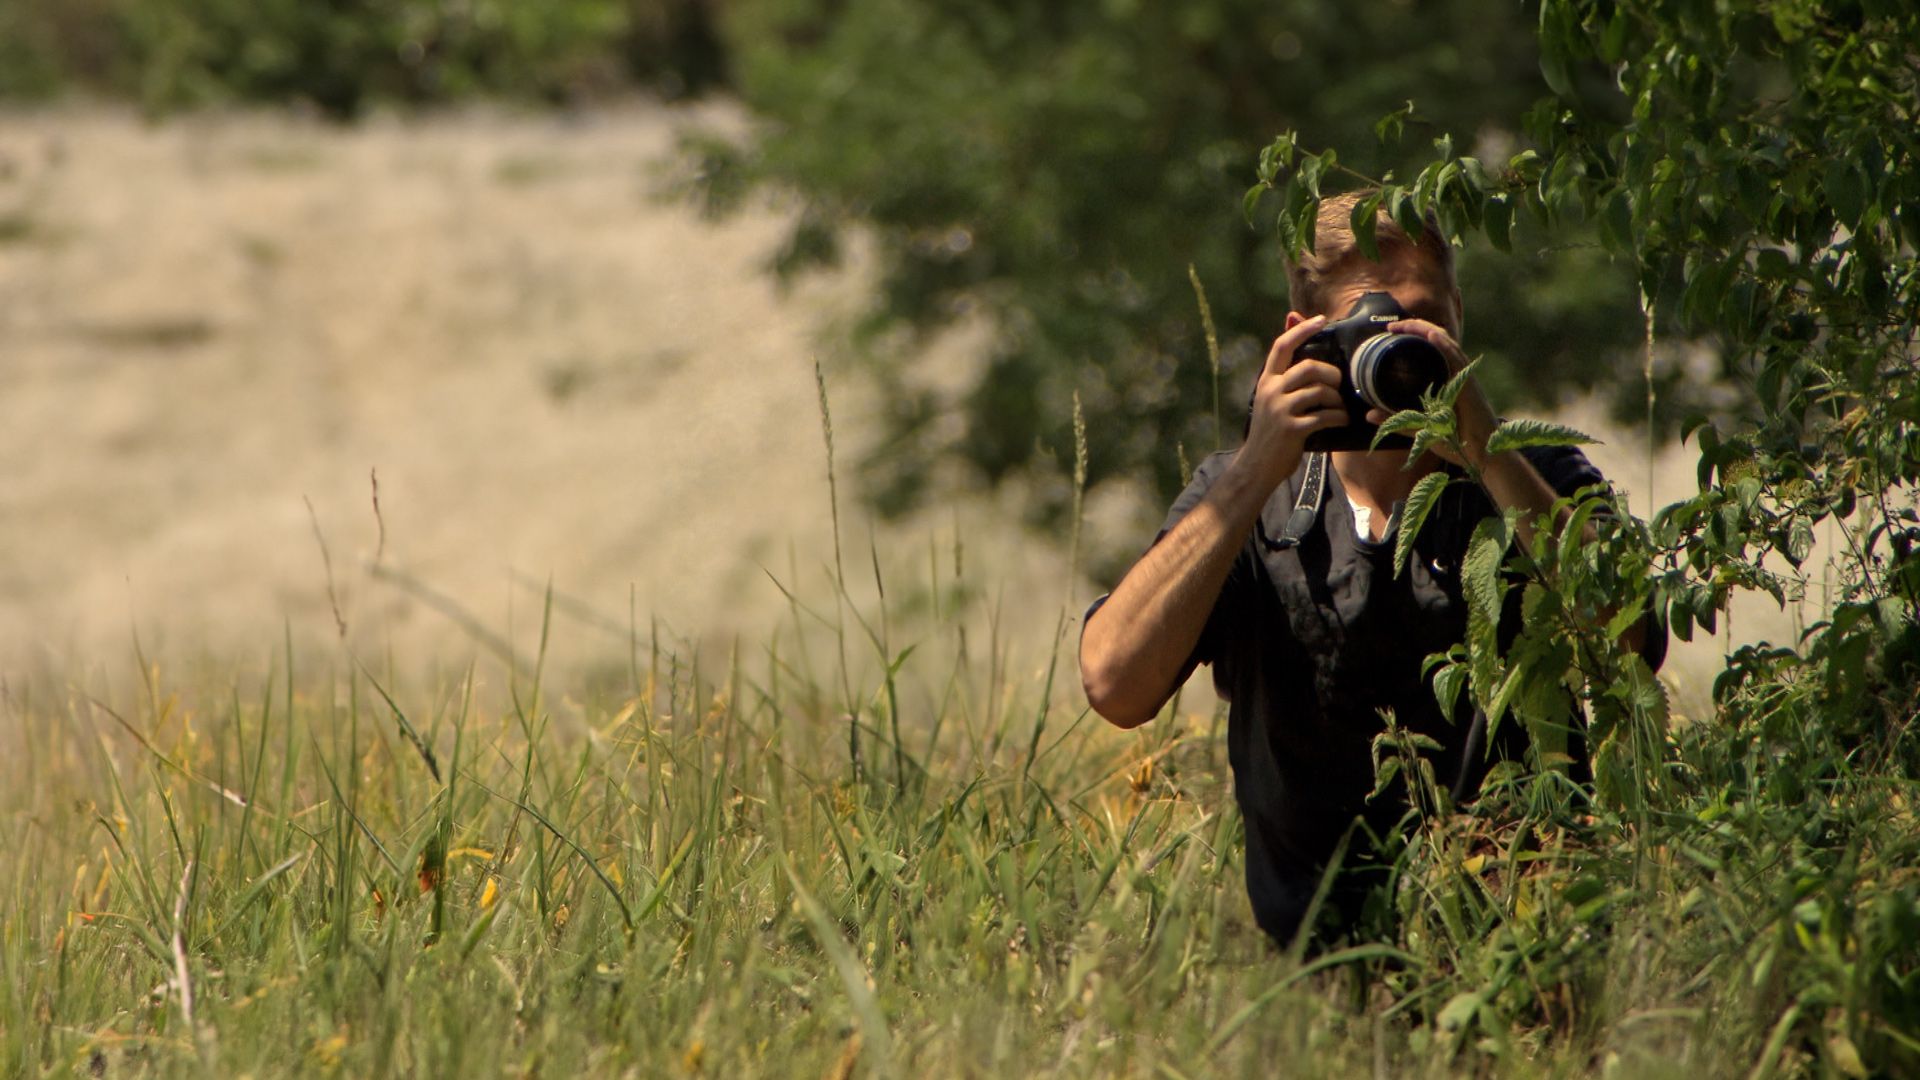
1092 446 1666 943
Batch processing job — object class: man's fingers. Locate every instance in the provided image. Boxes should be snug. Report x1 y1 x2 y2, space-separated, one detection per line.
1258 381 1341 418
1302 407 1349 431
1388 319 1471 372
1274 358 1343 393
1293 384 1345 414
1263 315 1328 376
1386 317 1447 340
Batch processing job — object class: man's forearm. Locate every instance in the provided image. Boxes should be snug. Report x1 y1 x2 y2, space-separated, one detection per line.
1080 455 1272 728
1082 313 1347 726
1471 448 1562 548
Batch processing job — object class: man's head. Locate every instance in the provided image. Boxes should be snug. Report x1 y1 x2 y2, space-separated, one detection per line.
1284 193 1462 339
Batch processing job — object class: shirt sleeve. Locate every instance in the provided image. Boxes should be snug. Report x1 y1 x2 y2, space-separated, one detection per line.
1517 445 1670 674
1519 443 1607 498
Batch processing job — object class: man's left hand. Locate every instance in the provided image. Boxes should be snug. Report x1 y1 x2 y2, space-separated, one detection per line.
1363 318 1499 468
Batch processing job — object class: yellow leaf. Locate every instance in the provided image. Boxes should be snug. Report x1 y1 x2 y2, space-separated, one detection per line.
479 878 499 911
1828 1030 1869 1079
1128 757 1154 794
312 1030 350 1066
823 1033 861 1080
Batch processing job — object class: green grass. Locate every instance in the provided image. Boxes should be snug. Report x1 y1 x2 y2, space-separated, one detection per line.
4 378 1916 1077
4 556 1917 1078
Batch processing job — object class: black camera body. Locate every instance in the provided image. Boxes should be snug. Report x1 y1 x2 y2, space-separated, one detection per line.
1295 291 1450 452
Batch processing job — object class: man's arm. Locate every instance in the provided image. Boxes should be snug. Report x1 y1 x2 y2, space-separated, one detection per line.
1380 318 1648 655
1081 314 1345 728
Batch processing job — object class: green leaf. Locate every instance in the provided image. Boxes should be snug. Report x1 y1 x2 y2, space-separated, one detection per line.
1826 160 1865 229
1538 36 1575 99
1392 187 1425 238
1351 189 1384 261
1554 491 1609 576
1258 133 1295 183
1462 516 1512 618
1394 471 1452 579
1242 183 1267 227
1485 663 1526 736
1484 193 1513 251
1373 100 1414 144
1408 427 1445 462
1521 582 1560 627
1298 196 1319 254
1604 597 1646 641
1599 9 1630 62
1782 519 1815 567
1484 418 1599 455
1298 155 1322 200
1371 408 1429 446
1431 656 1469 718
1429 356 1481 410
1693 583 1719 635
1436 991 1482 1033
1600 189 1633 253
1367 755 1402 801
1459 157 1491 194
1462 514 1514 707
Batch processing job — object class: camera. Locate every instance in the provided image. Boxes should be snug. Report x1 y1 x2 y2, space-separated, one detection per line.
1295 291 1450 452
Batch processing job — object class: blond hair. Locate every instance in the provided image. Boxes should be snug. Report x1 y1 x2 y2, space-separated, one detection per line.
1284 192 1455 317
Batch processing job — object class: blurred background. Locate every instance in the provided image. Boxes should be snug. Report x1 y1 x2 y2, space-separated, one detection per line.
0 0 1787 708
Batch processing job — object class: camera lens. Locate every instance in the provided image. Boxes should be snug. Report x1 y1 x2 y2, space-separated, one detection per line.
1351 333 1449 413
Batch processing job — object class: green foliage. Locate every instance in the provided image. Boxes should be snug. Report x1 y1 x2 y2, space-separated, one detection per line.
0 0 726 115
1393 469 1449 580
690 0 1659 561
1255 0 1920 1071
3 525 1913 1076
1482 417 1597 455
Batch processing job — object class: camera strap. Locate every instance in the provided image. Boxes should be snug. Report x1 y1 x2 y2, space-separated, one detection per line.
1260 452 1327 551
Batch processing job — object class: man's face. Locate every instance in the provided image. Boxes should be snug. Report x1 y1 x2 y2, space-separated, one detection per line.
1314 247 1462 340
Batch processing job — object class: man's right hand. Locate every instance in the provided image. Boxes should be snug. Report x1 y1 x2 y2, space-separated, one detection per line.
1235 313 1348 493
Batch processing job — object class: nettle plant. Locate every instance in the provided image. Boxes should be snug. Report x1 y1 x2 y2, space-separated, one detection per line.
1251 0 1920 821
1241 2 1919 1060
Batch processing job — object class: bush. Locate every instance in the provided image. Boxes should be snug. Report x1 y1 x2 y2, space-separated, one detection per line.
0 0 727 115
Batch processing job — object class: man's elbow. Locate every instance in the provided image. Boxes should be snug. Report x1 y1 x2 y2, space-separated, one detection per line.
1079 644 1158 730
1083 674 1156 729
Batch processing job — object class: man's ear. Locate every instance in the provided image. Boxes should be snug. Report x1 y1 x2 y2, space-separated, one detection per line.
1284 311 1307 331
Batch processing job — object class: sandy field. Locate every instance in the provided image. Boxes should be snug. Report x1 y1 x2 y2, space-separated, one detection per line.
0 102 1080 684
0 102 1811 713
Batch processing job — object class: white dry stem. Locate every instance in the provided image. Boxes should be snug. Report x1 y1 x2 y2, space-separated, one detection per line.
172 859 196 1033
1641 286 1657 519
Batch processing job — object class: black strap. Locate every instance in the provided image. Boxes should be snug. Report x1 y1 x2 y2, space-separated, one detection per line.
1260 452 1327 551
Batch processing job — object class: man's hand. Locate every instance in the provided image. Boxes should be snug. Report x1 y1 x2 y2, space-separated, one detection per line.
1242 314 1350 490
1364 318 1499 468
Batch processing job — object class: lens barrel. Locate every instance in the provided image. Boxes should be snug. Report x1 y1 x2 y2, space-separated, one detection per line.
1350 333 1449 412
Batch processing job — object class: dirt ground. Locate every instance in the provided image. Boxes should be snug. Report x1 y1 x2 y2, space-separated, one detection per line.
0 102 1809 714
0 103 1073 681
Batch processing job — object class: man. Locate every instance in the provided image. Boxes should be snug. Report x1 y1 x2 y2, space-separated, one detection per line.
1078 192 1664 944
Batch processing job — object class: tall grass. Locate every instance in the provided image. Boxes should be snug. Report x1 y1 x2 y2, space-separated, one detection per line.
5 593 1917 1075
3 385 1916 1078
